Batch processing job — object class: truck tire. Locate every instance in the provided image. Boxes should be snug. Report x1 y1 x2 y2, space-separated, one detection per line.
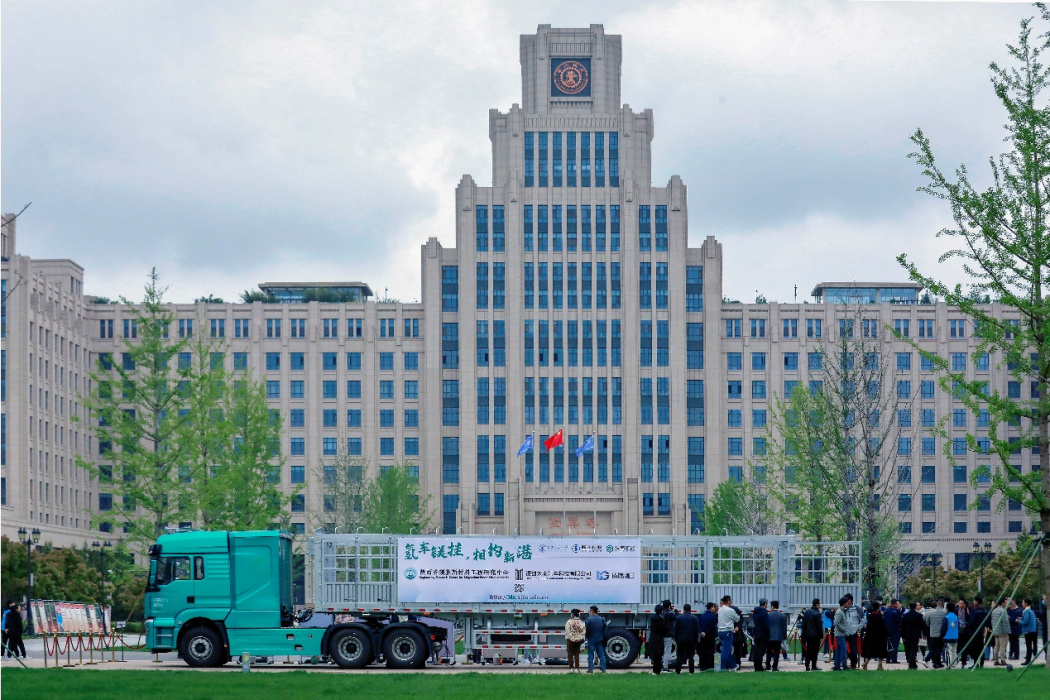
329 627 374 669
179 626 225 668
384 628 428 669
604 628 641 669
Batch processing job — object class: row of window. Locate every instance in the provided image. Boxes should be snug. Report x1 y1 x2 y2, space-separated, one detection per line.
524 132 619 188
523 205 621 252
728 317 994 340
264 379 413 401
522 261 622 310
897 521 1025 535
101 317 421 341
263 351 419 372
288 407 421 428
288 436 419 457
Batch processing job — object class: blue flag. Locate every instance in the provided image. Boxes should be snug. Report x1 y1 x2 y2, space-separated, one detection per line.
575 435 595 458
517 434 534 457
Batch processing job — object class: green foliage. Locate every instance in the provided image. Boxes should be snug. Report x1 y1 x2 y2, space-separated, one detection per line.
315 459 432 534
899 6 1050 636
362 465 433 534
193 294 224 304
76 269 193 548
1 537 99 605
77 270 290 551
1 535 29 602
174 333 293 531
766 306 912 596
901 535 1044 605
704 479 780 536
240 288 276 303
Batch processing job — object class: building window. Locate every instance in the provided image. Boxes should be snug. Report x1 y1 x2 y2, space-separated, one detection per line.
686 266 703 312
442 266 459 312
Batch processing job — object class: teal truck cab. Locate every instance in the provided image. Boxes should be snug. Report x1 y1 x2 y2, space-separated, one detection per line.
145 530 446 668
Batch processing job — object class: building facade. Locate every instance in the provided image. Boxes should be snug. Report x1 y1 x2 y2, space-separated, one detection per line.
1 25 1038 576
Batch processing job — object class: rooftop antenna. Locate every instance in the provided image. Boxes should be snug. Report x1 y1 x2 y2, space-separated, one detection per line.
794 285 798 304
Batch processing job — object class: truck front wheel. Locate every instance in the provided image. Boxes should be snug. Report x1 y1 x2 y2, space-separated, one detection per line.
384 628 428 669
604 628 641 669
329 628 374 669
179 626 225 668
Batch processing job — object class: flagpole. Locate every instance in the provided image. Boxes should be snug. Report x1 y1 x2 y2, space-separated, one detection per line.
560 429 566 536
592 431 597 534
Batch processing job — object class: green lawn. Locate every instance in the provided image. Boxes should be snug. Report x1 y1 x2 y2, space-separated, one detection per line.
1 668 1047 700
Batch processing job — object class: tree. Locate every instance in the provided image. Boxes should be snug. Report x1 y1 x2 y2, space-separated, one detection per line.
899 7 1050 661
174 331 293 530
313 450 368 533
766 385 845 544
205 376 294 530
76 269 193 548
193 294 224 304
703 479 780 536
0 537 100 605
315 459 433 534
766 306 920 596
361 465 433 534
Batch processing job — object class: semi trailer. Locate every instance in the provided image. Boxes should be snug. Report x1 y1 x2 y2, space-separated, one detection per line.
145 529 861 669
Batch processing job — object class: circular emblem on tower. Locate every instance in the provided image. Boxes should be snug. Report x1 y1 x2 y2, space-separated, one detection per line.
553 60 589 95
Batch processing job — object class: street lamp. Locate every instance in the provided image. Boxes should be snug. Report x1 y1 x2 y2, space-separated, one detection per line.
973 541 993 595
92 540 113 606
17 527 41 634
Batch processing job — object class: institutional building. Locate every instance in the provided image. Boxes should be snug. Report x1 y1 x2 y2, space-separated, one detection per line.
1 25 1038 577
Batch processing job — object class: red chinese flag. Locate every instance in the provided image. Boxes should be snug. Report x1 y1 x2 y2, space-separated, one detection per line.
544 429 564 451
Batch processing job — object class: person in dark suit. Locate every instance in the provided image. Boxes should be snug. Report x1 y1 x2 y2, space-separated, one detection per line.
648 603 669 674
766 601 788 671
862 600 888 670
901 601 925 670
673 604 700 674
883 599 902 663
963 597 989 668
751 599 770 671
698 603 718 671
800 598 824 671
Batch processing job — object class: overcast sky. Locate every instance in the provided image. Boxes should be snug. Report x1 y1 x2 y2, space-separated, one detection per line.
1 0 1038 304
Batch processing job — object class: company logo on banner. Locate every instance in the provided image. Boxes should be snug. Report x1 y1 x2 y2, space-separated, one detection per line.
396 537 641 604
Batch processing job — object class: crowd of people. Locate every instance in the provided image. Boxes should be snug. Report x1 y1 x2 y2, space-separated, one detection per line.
564 593 1047 673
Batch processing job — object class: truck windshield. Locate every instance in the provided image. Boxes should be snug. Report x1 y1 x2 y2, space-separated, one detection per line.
155 556 192 586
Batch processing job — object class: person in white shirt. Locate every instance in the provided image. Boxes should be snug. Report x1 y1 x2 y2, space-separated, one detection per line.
718 595 741 671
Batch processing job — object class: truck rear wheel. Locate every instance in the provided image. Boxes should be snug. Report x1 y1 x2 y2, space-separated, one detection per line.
384 628 428 669
605 628 641 669
329 627 374 669
179 626 224 668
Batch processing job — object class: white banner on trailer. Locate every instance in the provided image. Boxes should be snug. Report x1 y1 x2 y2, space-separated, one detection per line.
396 537 641 604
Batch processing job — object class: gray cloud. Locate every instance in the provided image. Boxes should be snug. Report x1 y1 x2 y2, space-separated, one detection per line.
2 0 1036 304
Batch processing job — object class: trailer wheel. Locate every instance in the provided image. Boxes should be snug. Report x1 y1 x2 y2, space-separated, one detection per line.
179 626 224 668
604 628 641 669
329 628 374 669
384 628 428 669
